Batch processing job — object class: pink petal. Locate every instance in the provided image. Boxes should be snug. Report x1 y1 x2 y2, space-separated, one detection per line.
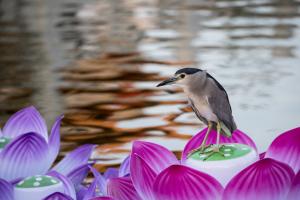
0 132 50 180
42 192 73 200
182 128 257 161
287 170 300 200
130 153 156 200
0 178 13 200
107 177 142 200
153 165 223 200
47 171 76 200
53 144 95 176
132 141 179 174
2 106 48 141
223 158 294 200
119 156 130 177
259 152 266 159
48 115 63 166
265 127 300 173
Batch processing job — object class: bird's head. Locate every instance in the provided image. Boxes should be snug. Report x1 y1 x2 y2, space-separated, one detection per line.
157 68 203 87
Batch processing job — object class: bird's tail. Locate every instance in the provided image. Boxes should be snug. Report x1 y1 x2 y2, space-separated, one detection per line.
220 121 232 137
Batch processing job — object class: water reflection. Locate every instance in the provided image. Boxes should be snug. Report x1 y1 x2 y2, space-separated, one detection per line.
1 0 300 169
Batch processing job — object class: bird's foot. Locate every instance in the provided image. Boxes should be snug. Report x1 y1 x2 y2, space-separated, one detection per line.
203 145 225 161
187 144 213 158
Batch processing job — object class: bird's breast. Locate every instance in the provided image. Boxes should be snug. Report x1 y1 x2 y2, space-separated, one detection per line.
189 95 218 122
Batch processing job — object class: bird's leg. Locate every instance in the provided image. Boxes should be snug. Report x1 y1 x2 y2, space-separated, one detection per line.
187 122 212 157
200 121 213 151
210 121 225 156
216 121 221 147
203 122 225 161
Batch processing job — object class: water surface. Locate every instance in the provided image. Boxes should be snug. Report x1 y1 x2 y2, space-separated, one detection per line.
0 0 300 169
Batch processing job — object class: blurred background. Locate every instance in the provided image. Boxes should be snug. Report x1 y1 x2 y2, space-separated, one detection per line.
0 0 300 170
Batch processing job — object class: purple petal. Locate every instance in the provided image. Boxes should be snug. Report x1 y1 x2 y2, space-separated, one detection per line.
119 156 130 177
82 178 97 200
0 178 13 200
265 127 300 173
43 192 73 200
90 197 114 200
89 166 107 195
48 115 63 166
53 144 95 176
130 153 157 200
0 129 2 137
104 168 119 180
223 158 294 200
67 164 90 189
107 177 142 200
2 106 48 140
0 132 50 180
153 165 223 200
48 171 76 200
76 185 88 200
132 141 179 174
287 170 300 200
182 128 257 161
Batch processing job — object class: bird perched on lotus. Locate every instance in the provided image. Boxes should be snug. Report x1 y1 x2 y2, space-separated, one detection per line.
157 68 236 156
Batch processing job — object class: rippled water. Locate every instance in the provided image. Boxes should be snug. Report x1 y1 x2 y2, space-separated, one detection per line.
1 0 300 169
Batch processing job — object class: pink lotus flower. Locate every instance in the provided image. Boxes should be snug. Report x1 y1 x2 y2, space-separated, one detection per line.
94 127 300 200
0 106 95 200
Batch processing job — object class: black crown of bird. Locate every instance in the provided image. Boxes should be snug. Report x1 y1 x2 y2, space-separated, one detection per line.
157 67 237 158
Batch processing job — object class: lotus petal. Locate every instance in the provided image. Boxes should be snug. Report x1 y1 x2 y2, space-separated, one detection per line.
90 197 114 200
287 170 300 200
67 164 90 189
265 127 300 173
259 152 266 159
0 178 13 200
132 141 179 173
107 177 141 200
76 185 88 200
104 168 119 180
0 132 49 180
90 166 107 195
43 192 73 200
119 156 130 177
223 158 294 200
48 115 63 166
48 171 76 200
130 153 157 200
53 144 94 176
153 165 223 200
182 128 257 161
82 178 97 200
2 106 48 140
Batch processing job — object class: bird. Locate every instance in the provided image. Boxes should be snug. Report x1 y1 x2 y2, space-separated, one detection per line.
157 67 237 157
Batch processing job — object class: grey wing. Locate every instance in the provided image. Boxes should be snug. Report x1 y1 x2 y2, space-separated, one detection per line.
207 87 236 133
188 98 208 125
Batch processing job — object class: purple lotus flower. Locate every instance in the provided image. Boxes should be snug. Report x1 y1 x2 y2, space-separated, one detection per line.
77 156 134 200
0 106 95 199
92 127 300 200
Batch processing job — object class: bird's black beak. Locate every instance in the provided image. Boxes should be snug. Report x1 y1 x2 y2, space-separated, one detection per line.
156 77 178 87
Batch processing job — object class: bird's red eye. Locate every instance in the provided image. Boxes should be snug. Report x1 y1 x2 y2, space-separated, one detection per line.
180 74 185 78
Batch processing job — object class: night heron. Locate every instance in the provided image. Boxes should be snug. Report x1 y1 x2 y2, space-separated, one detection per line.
157 67 237 156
